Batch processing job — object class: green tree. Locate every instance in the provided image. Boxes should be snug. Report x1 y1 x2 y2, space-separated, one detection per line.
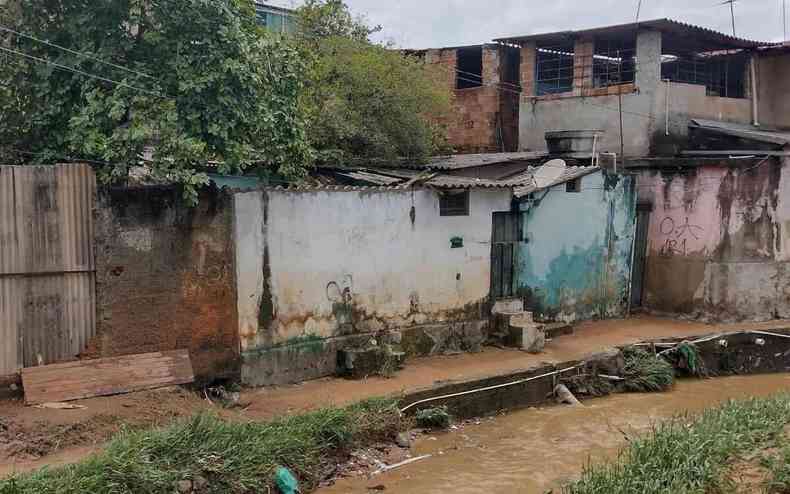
0 0 311 203
296 0 452 164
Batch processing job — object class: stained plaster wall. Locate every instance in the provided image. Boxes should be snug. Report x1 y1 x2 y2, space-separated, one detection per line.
516 172 637 322
519 29 754 156
234 188 513 385
757 50 790 129
91 187 239 381
640 158 790 321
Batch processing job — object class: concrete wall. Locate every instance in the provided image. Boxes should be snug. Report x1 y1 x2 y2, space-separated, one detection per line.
639 158 790 321
757 51 790 129
234 188 513 385
516 172 637 322
519 29 755 157
90 186 239 381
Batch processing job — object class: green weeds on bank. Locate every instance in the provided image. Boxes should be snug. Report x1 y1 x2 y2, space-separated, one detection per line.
0 398 403 494
764 445 790 493
563 393 790 494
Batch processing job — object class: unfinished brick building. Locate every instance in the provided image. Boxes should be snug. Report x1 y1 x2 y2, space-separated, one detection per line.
412 44 521 153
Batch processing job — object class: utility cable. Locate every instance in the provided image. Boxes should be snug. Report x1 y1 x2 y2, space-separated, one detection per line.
0 45 168 98
0 24 159 82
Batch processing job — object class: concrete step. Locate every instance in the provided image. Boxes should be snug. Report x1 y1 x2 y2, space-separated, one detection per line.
491 298 524 315
543 322 574 339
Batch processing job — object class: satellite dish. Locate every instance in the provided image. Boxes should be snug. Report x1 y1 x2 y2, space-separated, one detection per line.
533 159 567 188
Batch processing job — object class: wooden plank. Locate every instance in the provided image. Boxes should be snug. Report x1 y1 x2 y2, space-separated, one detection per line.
21 350 194 405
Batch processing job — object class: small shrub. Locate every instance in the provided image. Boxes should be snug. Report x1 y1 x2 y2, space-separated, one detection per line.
415 406 451 430
622 347 675 393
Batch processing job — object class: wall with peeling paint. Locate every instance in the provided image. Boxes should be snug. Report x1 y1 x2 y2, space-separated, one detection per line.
515 171 637 322
640 158 790 321
233 188 513 385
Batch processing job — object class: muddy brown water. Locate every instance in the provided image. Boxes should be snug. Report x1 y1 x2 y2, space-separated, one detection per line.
321 374 790 494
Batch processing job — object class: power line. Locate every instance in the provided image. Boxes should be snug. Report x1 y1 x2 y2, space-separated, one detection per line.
635 0 644 24
0 45 168 98
784 0 788 41
0 24 159 82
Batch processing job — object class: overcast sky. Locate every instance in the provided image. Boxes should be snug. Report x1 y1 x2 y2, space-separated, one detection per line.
272 0 787 48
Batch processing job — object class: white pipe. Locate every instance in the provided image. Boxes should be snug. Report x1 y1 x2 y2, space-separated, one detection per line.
665 79 671 136
751 56 760 126
399 365 581 413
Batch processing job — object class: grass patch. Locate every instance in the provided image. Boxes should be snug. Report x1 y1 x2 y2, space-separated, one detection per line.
0 398 403 494
621 347 675 393
764 445 790 493
563 393 790 494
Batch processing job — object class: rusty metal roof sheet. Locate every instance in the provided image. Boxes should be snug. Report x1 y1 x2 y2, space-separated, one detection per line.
514 166 601 197
690 119 790 147
425 152 547 170
495 18 767 50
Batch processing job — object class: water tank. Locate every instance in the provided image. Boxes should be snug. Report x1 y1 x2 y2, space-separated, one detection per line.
545 130 604 157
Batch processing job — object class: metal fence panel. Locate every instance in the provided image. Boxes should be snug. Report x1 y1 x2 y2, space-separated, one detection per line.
0 164 96 375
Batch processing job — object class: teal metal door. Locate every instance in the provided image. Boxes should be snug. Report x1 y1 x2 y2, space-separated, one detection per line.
491 211 521 299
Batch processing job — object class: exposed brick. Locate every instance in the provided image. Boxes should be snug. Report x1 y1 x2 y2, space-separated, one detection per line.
89 186 240 382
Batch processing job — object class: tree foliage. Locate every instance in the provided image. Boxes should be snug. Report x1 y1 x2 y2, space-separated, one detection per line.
296 0 452 164
0 0 311 203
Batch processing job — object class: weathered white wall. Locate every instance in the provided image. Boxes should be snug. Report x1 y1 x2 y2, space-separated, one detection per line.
234 188 512 353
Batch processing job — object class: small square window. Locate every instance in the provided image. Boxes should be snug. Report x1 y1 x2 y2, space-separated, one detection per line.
439 190 470 216
566 178 581 193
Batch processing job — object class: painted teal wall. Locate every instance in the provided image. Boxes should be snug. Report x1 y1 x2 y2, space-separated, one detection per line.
516 171 637 322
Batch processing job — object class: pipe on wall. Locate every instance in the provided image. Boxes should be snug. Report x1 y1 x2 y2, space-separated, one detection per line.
751 56 760 126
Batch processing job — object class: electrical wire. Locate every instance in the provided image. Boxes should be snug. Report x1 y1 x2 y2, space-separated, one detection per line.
0 24 159 82
0 45 167 98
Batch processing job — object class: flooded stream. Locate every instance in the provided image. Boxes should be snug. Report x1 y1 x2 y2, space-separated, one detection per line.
322 374 790 494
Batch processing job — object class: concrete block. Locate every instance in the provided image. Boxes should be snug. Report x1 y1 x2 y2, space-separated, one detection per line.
492 298 524 315
509 325 545 353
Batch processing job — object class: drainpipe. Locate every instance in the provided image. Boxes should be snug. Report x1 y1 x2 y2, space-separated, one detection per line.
751 56 760 126
664 79 671 136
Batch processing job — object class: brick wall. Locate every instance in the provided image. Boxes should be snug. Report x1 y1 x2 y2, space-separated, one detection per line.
426 45 519 153
89 186 239 381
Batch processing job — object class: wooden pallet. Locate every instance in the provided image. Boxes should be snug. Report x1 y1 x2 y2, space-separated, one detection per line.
21 350 194 405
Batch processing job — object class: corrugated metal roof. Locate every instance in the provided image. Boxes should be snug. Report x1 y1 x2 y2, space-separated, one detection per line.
690 119 790 147
425 152 547 170
495 18 767 50
514 166 601 197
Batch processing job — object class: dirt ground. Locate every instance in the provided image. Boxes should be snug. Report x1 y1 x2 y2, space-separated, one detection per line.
1 316 788 478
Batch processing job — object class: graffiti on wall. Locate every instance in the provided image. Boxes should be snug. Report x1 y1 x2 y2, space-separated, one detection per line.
326 275 356 333
659 216 705 257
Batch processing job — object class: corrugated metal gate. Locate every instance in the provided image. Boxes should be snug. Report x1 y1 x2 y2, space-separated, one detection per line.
0 164 96 375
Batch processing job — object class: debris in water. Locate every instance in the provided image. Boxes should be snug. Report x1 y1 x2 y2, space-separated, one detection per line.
275 466 299 494
373 455 433 475
554 384 583 406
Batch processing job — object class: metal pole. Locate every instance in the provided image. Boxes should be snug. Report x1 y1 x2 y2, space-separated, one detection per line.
618 50 625 158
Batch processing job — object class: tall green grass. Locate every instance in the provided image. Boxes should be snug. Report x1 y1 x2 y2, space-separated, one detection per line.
763 445 790 493
563 394 790 494
0 398 402 494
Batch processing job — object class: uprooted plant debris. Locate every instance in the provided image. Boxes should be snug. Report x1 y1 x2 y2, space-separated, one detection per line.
621 347 676 393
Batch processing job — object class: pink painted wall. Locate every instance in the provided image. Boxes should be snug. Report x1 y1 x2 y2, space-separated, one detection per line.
639 158 790 321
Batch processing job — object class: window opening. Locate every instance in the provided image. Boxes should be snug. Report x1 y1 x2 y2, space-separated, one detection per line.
592 36 636 88
536 42 574 95
440 190 470 216
456 47 483 89
566 178 582 193
661 51 748 98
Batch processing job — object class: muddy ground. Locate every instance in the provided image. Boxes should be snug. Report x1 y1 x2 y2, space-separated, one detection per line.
1 316 788 478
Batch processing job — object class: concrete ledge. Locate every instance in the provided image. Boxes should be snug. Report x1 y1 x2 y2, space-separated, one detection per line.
398 328 790 419
241 320 488 387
